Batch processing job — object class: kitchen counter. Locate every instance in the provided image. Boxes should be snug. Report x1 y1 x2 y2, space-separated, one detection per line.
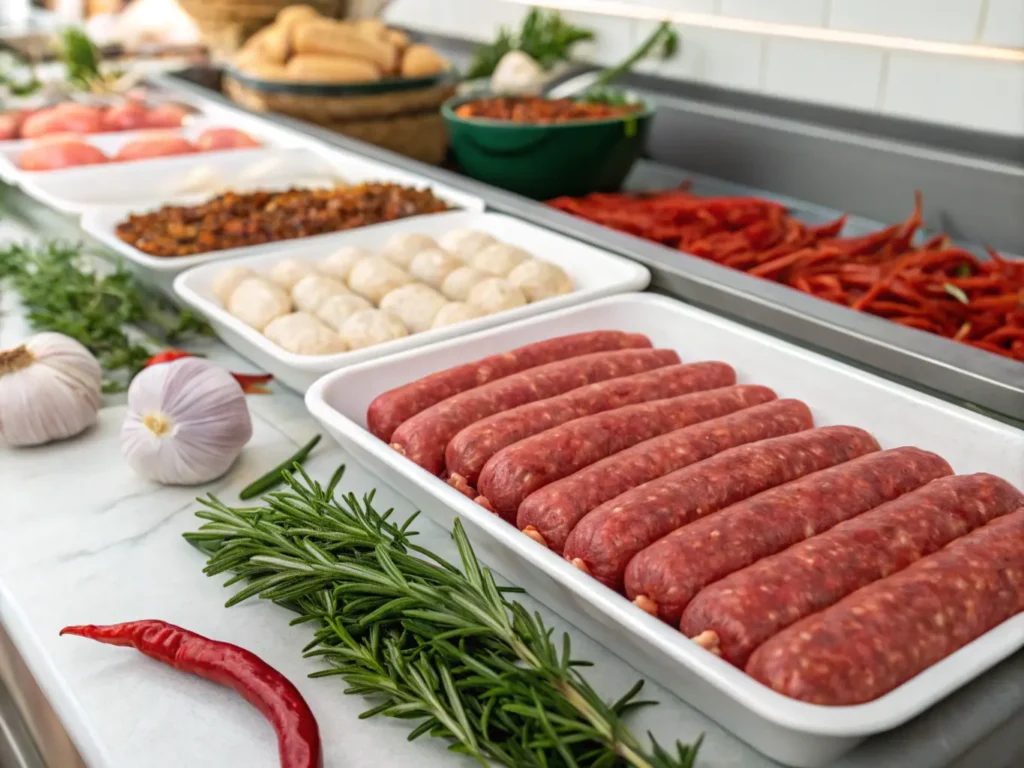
2 206 1024 768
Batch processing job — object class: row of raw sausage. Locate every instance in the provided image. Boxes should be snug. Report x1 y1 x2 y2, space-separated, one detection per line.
365 330 1024 707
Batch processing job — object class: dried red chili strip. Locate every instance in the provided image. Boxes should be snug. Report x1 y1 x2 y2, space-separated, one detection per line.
61 621 322 768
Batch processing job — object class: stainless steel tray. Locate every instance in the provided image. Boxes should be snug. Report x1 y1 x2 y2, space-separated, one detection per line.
150 71 1024 423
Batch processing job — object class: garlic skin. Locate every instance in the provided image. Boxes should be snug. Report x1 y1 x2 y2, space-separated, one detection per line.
490 51 547 96
121 357 252 485
0 333 103 447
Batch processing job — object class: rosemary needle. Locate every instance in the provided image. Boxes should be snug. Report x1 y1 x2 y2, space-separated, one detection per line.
185 465 703 768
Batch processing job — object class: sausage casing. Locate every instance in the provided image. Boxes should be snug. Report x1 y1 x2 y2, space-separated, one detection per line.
366 330 652 442
747 505 1024 705
445 361 736 487
681 473 1024 667
477 383 776 521
625 447 953 624
391 348 679 475
517 398 812 553
563 426 881 590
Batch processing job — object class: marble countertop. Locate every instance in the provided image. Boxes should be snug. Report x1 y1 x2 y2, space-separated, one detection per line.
2 210 1024 768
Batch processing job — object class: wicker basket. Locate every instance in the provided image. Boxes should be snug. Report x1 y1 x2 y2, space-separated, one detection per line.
224 74 455 164
177 0 346 56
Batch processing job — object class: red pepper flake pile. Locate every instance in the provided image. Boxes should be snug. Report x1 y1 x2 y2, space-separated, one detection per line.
550 188 1024 362
455 96 642 123
61 620 322 768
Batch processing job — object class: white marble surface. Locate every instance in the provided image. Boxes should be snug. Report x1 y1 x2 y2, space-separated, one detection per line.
3 201 1024 768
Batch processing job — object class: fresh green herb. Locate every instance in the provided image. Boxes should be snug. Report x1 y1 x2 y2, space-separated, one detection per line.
0 241 211 391
582 21 679 105
943 283 970 304
239 435 323 500
468 7 596 79
186 466 703 768
57 28 104 90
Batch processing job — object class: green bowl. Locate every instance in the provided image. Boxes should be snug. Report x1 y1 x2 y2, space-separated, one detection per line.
442 94 654 200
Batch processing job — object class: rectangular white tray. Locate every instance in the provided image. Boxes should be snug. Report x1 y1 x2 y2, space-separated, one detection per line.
304 292 1024 768
174 211 651 392
0 119 301 202
79 149 486 293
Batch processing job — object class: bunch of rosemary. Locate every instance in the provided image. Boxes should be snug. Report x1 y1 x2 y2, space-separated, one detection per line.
185 466 702 768
0 241 210 391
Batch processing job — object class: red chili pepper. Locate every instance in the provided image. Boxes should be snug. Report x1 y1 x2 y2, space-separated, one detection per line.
61 621 322 768
144 350 274 394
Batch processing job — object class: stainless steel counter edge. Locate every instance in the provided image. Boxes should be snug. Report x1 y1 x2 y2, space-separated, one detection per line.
153 72 1024 422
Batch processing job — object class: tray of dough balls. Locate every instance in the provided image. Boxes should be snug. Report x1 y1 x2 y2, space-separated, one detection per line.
173 210 651 391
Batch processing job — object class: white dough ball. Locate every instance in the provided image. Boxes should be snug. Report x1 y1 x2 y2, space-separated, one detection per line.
212 265 255 305
408 248 462 289
346 255 411 304
507 259 574 301
340 308 409 350
268 258 316 290
318 246 373 281
467 277 527 315
291 274 350 313
438 228 497 260
431 302 484 329
315 293 374 332
379 232 439 268
227 277 291 331
379 283 447 333
440 266 488 301
263 312 347 356
471 243 531 277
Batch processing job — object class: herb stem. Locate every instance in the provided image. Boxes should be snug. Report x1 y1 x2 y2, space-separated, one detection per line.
186 466 702 768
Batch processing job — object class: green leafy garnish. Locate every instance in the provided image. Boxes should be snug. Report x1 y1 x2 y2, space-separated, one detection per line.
186 466 704 768
57 28 104 89
468 7 595 79
581 21 679 104
0 241 211 391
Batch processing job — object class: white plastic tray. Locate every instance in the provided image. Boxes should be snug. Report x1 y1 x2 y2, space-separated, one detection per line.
0 118 297 197
174 211 650 392
304 292 1024 768
79 150 486 293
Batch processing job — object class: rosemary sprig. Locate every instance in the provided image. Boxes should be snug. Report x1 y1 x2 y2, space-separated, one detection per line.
0 241 210 391
185 465 702 768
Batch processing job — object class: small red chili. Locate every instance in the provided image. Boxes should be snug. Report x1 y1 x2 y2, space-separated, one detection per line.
144 350 274 394
61 621 322 768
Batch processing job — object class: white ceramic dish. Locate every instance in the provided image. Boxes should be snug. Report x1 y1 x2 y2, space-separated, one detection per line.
304 292 1024 768
174 211 650 392
80 151 486 293
0 118 294 196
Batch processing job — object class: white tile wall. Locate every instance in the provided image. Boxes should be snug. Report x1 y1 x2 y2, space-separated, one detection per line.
650 24 765 91
385 0 1024 136
762 37 885 110
720 0 829 26
828 0 985 44
981 0 1024 49
883 52 1024 135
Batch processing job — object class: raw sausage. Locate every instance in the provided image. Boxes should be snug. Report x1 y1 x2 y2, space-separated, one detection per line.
366 330 652 441
681 473 1024 668
626 447 953 624
746 505 1024 706
477 384 776 522
391 348 680 475
446 361 736 487
564 426 880 590
518 398 811 553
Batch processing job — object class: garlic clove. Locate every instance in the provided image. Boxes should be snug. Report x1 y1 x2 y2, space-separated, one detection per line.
0 333 102 448
121 357 253 485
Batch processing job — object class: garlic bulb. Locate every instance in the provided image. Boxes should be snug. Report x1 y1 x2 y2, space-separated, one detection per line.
121 357 252 485
0 333 102 447
490 51 548 96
